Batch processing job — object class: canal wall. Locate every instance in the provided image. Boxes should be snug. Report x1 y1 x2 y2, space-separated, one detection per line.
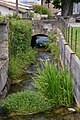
58 29 80 108
0 21 8 94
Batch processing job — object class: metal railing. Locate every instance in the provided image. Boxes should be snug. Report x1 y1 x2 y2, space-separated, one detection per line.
58 17 80 59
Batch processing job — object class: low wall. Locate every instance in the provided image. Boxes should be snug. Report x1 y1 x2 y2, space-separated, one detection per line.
58 29 80 107
0 21 8 93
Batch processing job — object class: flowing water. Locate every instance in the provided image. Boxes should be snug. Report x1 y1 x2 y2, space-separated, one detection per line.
0 40 80 119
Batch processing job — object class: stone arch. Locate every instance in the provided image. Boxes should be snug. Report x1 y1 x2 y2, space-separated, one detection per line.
31 34 48 48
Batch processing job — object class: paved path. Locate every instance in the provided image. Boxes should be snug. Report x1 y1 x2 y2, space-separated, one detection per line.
69 22 80 27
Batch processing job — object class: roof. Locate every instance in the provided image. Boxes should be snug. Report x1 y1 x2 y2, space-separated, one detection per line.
0 0 33 13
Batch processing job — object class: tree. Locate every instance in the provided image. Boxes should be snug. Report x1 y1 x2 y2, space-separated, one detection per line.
53 0 73 16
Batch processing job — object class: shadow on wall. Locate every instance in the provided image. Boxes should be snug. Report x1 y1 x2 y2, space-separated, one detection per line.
31 34 48 48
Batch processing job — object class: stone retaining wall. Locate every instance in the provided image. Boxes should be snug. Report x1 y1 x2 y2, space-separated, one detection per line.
0 21 8 93
58 29 80 107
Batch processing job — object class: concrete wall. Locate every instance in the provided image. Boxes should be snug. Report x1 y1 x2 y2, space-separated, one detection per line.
58 29 80 107
0 21 8 93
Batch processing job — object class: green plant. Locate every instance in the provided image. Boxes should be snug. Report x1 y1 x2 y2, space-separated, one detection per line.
34 5 42 14
0 91 52 115
45 33 60 66
8 48 37 82
9 19 32 56
8 19 37 81
33 60 73 107
33 5 51 16
41 6 51 16
8 56 23 81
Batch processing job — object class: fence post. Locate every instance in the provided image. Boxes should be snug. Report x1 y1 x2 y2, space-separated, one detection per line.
68 25 70 44
75 30 77 53
71 27 73 49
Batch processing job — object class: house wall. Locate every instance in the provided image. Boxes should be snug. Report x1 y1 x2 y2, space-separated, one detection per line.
0 6 22 18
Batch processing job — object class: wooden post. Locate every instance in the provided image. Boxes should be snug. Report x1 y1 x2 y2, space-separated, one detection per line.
16 0 18 16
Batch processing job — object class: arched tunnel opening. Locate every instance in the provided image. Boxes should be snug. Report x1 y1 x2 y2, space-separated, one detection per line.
31 34 48 48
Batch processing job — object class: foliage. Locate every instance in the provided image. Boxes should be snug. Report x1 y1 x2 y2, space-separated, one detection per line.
8 56 23 81
44 33 60 65
45 0 50 4
8 48 37 81
8 18 37 81
28 11 34 17
33 5 51 16
0 91 52 115
33 60 73 107
53 0 61 9
0 16 8 21
41 6 51 16
9 19 32 56
34 5 42 14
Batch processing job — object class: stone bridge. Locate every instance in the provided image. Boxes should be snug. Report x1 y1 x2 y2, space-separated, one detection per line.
32 18 58 36
31 18 58 47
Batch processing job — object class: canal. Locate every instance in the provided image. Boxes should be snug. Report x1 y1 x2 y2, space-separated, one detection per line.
0 36 80 120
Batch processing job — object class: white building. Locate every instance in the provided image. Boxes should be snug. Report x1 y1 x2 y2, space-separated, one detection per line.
73 2 80 15
0 0 33 18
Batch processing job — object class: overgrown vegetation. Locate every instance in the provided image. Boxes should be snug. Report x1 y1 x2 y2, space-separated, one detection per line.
44 32 60 66
67 27 80 59
0 91 52 115
0 18 73 115
33 5 51 17
33 60 73 107
8 18 37 82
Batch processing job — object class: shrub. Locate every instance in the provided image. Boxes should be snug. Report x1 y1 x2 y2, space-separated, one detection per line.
8 18 37 81
33 60 73 107
8 56 23 81
33 5 51 17
33 5 42 14
9 19 32 56
41 6 51 16
0 91 52 115
8 48 37 82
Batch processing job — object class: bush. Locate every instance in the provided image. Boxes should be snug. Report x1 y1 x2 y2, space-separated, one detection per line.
34 5 42 14
8 48 37 82
33 60 73 107
8 56 23 81
8 18 37 81
9 19 32 56
0 91 52 115
33 5 51 17
41 6 51 16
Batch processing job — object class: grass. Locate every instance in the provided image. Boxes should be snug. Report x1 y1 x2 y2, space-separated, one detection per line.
8 48 37 82
65 27 80 59
33 60 73 107
0 91 52 115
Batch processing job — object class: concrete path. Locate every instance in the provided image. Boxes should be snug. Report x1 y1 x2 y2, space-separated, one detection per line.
68 22 80 27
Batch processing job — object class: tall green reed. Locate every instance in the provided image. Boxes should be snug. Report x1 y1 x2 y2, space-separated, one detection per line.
33 60 73 107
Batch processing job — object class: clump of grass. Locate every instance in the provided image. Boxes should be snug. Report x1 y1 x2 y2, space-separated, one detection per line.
33 60 73 107
0 91 52 115
8 48 37 82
